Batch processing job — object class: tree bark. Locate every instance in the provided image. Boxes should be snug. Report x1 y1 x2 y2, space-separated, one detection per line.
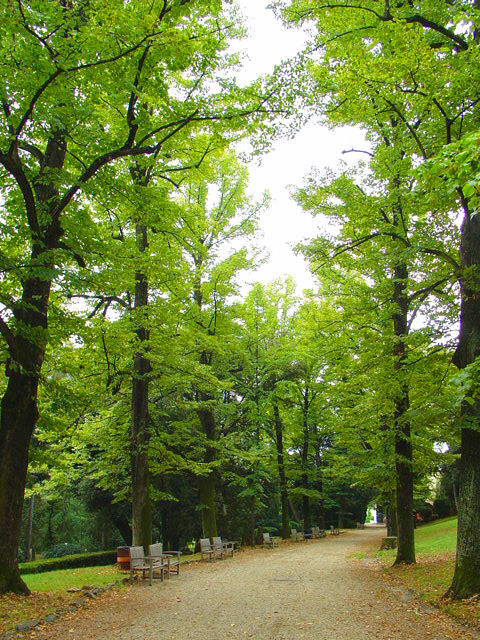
314 433 325 529
197 406 218 539
0 129 65 594
392 262 415 565
302 388 311 531
0 271 53 594
448 209 480 599
273 402 290 539
386 504 398 537
131 223 152 551
25 495 35 562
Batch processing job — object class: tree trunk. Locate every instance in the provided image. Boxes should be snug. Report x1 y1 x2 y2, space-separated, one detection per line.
448 209 480 599
0 273 52 594
112 512 132 545
273 403 290 539
0 129 65 594
314 436 325 529
338 497 345 529
302 389 311 531
386 504 398 537
131 223 152 551
197 406 218 539
250 495 256 546
25 495 35 562
392 262 415 565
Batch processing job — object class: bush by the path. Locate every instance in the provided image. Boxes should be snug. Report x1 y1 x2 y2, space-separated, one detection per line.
19 550 116 575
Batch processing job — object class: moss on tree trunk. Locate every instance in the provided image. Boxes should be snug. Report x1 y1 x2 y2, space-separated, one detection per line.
448 207 480 599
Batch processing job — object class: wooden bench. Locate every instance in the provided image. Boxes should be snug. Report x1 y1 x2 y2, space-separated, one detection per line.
213 536 236 558
129 545 168 586
330 525 339 535
200 537 225 561
263 532 279 548
291 528 304 541
149 542 181 576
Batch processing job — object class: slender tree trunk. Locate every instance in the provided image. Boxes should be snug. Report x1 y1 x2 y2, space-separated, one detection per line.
452 475 459 514
197 406 218 539
250 495 255 546
131 223 152 551
273 403 290 539
25 495 35 562
315 436 325 529
338 497 345 529
302 389 311 531
448 209 480 599
386 504 398 537
392 262 415 565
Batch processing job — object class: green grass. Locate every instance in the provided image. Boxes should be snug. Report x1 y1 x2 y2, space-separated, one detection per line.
23 564 120 592
377 516 457 562
375 517 480 630
0 565 123 634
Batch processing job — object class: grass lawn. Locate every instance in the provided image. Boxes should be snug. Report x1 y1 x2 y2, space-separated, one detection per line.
0 564 121 634
376 517 480 629
0 550 209 633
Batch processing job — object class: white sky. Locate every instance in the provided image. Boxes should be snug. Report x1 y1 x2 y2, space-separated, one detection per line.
235 1 368 293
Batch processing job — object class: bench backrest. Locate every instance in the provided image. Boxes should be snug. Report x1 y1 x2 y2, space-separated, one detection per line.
291 528 297 536
149 543 163 557
200 538 212 552
129 545 145 568
212 536 223 550
263 532 271 542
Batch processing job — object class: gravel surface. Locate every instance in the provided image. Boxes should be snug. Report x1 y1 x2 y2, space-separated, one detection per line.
31 527 478 640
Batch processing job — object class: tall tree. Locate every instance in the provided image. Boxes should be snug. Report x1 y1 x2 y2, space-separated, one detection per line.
0 0 278 593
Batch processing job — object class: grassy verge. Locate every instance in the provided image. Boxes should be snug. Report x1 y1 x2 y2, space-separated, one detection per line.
0 565 120 634
376 517 480 629
0 550 212 634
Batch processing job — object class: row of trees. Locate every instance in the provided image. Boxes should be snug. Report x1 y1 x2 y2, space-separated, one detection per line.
275 0 480 598
1 0 480 603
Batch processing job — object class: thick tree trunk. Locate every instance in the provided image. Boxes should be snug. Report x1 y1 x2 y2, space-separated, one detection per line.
392 262 415 565
131 223 152 551
273 403 290 539
448 210 480 599
0 129 65 594
0 272 52 594
0 373 39 594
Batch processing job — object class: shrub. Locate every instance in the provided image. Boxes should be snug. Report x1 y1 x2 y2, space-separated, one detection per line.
414 501 434 523
19 549 116 574
43 543 85 558
433 496 454 519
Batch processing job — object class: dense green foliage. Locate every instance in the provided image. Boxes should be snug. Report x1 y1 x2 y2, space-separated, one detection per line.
1 0 480 601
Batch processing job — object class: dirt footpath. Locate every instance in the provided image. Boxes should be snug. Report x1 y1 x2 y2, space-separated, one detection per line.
32 527 477 640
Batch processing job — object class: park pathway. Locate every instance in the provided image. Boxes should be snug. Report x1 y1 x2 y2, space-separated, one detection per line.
32 527 477 640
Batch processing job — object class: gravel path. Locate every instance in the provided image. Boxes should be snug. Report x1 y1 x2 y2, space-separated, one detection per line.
32 527 477 640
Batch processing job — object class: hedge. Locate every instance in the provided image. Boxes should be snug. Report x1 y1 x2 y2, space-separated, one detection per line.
19 549 117 575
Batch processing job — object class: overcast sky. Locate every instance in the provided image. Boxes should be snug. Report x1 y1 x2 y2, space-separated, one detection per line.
234 1 367 293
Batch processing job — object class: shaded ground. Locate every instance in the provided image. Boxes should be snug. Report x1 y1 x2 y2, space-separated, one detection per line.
29 527 479 640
